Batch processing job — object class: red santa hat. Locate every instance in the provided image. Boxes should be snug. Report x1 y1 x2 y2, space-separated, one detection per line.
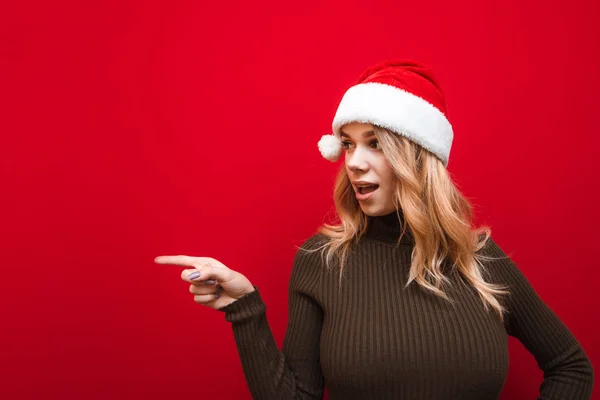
318 59 454 167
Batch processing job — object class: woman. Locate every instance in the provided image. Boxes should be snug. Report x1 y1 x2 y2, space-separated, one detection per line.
155 59 594 399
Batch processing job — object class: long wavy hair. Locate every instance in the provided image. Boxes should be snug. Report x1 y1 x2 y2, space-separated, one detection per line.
300 124 510 322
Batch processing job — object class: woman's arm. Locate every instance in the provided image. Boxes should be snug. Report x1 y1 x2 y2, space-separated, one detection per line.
216 235 326 400
482 238 594 399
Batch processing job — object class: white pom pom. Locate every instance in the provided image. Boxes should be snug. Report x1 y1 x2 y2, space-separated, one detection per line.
317 134 342 162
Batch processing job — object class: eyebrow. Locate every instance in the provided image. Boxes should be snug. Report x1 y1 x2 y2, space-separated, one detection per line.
339 130 375 138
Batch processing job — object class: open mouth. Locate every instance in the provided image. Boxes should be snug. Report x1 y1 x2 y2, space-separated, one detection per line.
357 184 379 194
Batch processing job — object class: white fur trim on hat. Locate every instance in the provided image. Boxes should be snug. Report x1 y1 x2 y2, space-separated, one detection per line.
331 82 453 166
318 134 343 162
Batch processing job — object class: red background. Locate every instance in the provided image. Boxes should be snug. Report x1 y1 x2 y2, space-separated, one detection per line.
1 0 598 398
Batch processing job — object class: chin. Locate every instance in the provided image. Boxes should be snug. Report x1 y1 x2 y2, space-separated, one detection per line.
359 204 394 217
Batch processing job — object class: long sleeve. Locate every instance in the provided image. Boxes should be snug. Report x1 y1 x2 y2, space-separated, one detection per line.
216 235 326 400
481 238 594 399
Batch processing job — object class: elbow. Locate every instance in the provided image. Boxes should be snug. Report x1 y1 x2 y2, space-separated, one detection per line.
542 347 594 396
585 356 595 387
573 350 594 386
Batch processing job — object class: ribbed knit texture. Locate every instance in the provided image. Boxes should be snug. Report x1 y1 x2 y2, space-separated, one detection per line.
217 211 594 399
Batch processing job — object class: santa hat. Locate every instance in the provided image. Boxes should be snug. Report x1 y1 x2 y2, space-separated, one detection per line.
318 59 454 167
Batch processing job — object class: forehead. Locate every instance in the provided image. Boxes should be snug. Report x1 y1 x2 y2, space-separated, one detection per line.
340 123 376 138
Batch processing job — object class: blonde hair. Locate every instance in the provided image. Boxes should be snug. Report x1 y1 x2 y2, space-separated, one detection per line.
300 125 510 322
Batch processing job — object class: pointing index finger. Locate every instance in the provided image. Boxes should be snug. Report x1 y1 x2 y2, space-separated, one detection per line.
154 255 202 266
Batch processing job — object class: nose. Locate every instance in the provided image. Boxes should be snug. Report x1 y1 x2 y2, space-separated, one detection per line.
346 146 370 172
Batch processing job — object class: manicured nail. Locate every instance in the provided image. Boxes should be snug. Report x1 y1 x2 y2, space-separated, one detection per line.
205 280 216 285
214 293 220 299
188 271 201 280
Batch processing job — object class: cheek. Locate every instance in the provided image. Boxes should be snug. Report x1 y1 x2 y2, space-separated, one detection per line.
379 163 396 185
380 170 397 194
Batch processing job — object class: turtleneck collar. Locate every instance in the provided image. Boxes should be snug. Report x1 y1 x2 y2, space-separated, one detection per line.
364 209 415 245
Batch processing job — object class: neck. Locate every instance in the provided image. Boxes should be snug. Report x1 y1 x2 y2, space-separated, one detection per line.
364 209 415 245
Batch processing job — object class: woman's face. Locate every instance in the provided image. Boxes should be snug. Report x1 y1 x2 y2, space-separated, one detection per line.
342 122 398 216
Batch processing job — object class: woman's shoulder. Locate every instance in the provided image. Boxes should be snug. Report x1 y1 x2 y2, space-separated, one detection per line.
476 234 512 262
475 235 527 286
293 233 330 263
297 232 330 250
288 233 329 292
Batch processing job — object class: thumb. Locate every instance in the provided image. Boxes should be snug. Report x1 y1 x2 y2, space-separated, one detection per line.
190 261 233 283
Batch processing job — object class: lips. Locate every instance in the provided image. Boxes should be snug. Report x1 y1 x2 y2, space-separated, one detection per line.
354 181 379 202
354 184 379 194
358 184 378 194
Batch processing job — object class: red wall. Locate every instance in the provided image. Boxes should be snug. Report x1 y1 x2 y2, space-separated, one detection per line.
1 0 598 398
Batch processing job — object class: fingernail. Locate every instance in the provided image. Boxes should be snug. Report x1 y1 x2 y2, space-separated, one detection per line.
205 280 216 285
188 271 201 280
214 293 220 299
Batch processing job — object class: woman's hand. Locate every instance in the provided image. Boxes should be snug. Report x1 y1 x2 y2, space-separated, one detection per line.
155 255 255 310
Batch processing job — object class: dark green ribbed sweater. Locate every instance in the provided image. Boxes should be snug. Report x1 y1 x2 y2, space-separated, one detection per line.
217 211 594 399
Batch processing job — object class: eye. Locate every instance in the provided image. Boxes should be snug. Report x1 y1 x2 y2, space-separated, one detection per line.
341 140 381 151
